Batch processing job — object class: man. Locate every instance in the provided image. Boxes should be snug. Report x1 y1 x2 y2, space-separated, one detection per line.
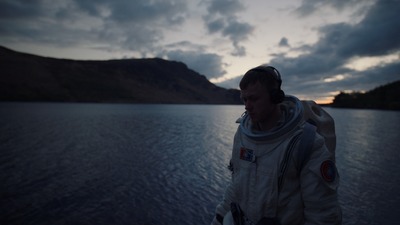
211 65 341 225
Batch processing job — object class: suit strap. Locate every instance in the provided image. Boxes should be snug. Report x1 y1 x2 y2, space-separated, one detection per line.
297 122 317 172
278 122 317 192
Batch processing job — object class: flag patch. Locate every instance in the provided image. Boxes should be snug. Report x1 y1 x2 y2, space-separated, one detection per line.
240 147 256 162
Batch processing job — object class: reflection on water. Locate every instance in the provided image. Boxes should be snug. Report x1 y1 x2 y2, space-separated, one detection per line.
0 103 399 225
325 108 400 225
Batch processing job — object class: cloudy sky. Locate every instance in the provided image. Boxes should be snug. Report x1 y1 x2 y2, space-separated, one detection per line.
1 0 399 103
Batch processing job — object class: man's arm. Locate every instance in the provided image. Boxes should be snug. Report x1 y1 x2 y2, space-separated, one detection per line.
300 134 342 225
211 164 236 224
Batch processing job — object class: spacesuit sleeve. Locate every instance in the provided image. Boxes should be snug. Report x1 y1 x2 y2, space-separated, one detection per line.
300 133 342 225
214 171 236 218
213 130 241 223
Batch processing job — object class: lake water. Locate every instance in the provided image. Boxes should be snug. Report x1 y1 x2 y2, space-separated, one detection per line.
0 103 399 225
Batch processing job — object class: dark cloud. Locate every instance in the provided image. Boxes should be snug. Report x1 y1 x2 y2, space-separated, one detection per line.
267 0 400 99
336 0 400 57
164 50 226 79
349 61 400 87
231 42 246 57
206 18 225 33
279 37 290 48
1 0 397 100
294 0 322 17
0 0 46 19
108 1 186 25
0 0 231 80
203 0 254 57
216 0 399 99
164 41 206 51
295 0 370 17
79 0 188 53
284 60 400 98
222 18 253 42
159 40 228 80
205 0 243 15
0 0 188 52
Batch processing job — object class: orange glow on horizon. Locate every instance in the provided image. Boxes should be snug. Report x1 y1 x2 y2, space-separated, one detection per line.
315 97 334 105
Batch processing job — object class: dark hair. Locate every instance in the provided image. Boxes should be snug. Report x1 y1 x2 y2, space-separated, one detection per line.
239 65 285 104
239 66 282 91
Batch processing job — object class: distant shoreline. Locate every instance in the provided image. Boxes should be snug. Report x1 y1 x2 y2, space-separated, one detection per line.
1 100 399 111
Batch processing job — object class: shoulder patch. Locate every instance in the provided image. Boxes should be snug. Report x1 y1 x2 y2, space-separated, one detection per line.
320 160 336 182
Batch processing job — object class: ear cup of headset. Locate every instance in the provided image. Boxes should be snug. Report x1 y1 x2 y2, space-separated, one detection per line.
270 89 285 104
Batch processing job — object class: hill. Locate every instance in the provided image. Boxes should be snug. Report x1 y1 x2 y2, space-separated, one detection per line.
331 80 400 110
0 46 242 104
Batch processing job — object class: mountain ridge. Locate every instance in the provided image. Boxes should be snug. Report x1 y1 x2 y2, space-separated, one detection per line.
0 46 242 104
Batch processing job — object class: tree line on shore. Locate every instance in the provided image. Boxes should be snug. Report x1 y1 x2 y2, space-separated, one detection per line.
330 80 400 110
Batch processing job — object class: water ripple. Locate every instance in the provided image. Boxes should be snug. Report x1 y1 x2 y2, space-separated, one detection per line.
1 103 399 225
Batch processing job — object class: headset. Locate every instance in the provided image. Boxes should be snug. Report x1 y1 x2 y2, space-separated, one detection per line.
248 65 285 104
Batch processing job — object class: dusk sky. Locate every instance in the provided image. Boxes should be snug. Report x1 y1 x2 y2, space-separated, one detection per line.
1 0 399 103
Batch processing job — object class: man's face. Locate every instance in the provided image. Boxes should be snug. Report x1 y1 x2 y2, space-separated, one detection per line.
240 81 275 123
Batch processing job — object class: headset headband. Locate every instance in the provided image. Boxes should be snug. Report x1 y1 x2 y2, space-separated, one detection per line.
248 65 282 88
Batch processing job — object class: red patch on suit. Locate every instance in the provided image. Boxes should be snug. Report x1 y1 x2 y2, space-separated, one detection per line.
320 160 336 182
